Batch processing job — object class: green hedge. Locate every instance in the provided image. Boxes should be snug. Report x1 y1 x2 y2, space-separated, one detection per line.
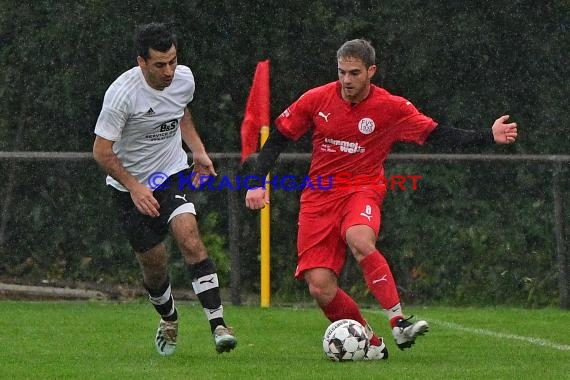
0 1 568 306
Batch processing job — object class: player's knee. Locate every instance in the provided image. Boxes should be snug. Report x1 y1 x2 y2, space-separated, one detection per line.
178 235 207 261
307 281 337 304
348 239 376 259
346 227 377 259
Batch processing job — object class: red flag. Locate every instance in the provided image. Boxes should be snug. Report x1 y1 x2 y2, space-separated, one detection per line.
240 60 270 164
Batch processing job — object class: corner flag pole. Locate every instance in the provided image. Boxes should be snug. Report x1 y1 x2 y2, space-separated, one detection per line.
260 126 271 308
239 59 271 308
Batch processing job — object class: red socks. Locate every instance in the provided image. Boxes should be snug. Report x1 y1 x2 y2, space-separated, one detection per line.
322 288 365 323
359 250 400 311
318 250 403 346
322 288 382 346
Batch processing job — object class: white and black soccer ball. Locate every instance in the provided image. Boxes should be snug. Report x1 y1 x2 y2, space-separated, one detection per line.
322 319 369 361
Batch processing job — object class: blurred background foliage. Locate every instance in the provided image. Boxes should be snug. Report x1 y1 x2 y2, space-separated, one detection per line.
0 0 568 307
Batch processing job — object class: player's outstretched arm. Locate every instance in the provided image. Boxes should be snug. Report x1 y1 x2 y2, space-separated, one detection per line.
426 115 518 147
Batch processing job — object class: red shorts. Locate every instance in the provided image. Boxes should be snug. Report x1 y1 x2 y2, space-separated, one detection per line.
294 189 383 279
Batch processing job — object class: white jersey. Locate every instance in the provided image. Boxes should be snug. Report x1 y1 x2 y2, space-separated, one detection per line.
94 65 195 191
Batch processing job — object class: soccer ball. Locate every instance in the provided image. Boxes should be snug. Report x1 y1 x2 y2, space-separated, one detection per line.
322 319 369 361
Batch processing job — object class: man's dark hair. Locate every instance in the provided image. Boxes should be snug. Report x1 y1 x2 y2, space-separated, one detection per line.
336 39 376 68
135 22 177 60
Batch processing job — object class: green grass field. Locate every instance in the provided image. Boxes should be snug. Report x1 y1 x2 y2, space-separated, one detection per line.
1 301 568 379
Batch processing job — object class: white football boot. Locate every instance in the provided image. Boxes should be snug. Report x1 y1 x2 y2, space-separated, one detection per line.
213 325 237 353
363 322 389 360
155 319 178 356
392 316 429 350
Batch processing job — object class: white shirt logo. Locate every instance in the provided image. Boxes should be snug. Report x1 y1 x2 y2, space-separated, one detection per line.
175 194 188 202
372 275 388 284
360 204 373 221
318 111 331 122
323 138 365 154
358 118 375 135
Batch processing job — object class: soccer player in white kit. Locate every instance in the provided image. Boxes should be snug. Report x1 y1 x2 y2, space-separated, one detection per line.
93 22 236 356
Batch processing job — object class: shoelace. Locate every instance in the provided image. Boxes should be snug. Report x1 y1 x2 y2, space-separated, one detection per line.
215 326 234 337
397 315 415 329
160 321 178 341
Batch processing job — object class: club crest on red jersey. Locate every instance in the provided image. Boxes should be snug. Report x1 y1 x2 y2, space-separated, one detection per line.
358 118 375 134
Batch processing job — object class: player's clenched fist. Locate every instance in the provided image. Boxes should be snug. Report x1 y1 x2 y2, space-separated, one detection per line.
245 187 269 209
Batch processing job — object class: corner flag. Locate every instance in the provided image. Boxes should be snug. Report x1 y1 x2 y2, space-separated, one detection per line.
240 60 270 164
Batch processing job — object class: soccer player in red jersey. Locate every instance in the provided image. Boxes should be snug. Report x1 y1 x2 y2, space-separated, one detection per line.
245 39 517 359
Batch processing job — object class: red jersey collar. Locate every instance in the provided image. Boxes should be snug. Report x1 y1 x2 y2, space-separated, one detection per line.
335 81 376 106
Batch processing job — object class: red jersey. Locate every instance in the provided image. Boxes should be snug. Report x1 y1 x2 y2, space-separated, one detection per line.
275 81 437 205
